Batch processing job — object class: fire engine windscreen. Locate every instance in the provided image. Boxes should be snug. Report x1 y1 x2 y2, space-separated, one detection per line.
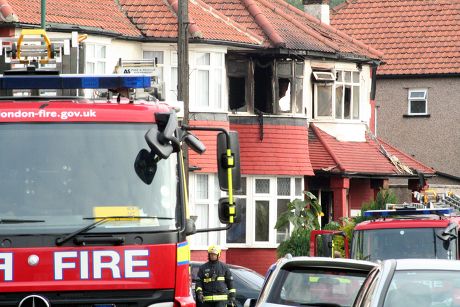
0 123 178 234
352 228 457 261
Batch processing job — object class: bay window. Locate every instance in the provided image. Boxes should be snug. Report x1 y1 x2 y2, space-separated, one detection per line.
226 176 303 247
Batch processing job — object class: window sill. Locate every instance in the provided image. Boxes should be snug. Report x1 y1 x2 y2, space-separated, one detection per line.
403 114 430 118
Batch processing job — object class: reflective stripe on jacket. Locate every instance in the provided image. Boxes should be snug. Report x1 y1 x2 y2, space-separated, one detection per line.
195 261 235 300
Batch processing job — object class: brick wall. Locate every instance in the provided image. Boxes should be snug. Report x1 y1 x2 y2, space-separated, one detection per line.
192 248 277 275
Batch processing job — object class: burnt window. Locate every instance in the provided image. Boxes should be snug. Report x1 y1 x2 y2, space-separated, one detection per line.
227 58 249 112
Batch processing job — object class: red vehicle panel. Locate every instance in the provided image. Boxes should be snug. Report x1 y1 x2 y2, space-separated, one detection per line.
0 101 172 123
0 244 178 292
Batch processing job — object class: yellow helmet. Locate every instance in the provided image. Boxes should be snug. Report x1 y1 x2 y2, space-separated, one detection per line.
207 245 221 256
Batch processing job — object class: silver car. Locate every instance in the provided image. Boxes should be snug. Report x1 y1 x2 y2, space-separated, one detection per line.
353 259 460 307
249 256 376 307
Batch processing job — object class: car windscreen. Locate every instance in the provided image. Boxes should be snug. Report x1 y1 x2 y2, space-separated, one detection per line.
267 267 369 307
231 267 264 290
384 270 460 307
0 123 178 234
352 228 455 261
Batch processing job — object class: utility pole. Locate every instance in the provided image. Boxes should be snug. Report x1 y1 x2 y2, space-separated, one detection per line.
178 0 190 189
41 0 46 29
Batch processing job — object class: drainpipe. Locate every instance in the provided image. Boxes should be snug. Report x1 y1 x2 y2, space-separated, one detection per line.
41 0 46 29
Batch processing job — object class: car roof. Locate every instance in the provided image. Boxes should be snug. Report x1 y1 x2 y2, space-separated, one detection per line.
388 258 460 271
274 256 376 272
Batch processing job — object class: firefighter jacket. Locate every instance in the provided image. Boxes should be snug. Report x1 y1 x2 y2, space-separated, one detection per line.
195 261 236 302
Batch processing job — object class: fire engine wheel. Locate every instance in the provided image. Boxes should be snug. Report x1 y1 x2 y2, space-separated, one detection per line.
11 43 17 59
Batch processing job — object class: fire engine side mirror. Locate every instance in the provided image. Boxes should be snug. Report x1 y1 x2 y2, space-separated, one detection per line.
217 131 241 191
134 149 157 184
145 112 180 159
218 197 242 224
183 133 206 154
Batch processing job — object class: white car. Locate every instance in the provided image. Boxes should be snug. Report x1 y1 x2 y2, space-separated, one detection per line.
247 255 376 307
353 258 460 307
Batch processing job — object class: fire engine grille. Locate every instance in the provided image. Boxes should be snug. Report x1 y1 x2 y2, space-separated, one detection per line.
0 289 175 307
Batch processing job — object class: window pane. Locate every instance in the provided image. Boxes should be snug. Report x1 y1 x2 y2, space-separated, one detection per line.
196 53 210 65
277 199 290 243
171 67 178 100
229 77 246 112
409 90 426 99
255 200 269 241
196 70 209 107
353 85 360 119
277 178 290 196
193 203 209 245
214 69 222 109
96 45 106 59
335 85 343 118
85 62 95 74
295 77 303 114
344 71 351 83
226 199 246 243
255 179 270 194
410 100 426 114
143 51 164 64
96 62 106 74
235 177 246 195
278 78 291 112
317 85 332 116
344 86 351 119
86 44 95 58
211 53 223 66
295 178 302 196
277 62 292 76
352 71 360 83
196 174 208 199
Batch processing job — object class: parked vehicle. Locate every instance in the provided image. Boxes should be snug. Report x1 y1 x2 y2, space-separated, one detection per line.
247 255 376 307
191 261 264 307
353 258 460 307
311 199 460 261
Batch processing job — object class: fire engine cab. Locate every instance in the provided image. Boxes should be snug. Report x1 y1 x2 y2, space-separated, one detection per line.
311 193 460 262
0 30 241 306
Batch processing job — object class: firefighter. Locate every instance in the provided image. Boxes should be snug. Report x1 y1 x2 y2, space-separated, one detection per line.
195 245 236 307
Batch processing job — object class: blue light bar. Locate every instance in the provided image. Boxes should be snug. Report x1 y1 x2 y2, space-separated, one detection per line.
0 74 152 89
363 208 453 217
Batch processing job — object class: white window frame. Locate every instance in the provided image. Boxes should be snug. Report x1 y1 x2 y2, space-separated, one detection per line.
226 176 303 248
85 43 108 74
313 69 361 120
190 52 225 112
189 173 223 250
408 88 428 115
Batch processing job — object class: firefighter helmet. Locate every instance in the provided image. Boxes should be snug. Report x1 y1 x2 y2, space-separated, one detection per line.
207 245 221 256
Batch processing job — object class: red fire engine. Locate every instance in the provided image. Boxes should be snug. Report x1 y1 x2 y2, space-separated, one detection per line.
311 193 460 261
0 30 241 306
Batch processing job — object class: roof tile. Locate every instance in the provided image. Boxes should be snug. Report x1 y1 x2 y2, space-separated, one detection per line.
309 124 435 176
8 0 141 37
331 0 460 75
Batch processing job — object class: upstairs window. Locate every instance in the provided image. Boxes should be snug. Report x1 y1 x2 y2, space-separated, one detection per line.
408 89 428 115
227 57 305 116
313 70 360 120
190 52 224 112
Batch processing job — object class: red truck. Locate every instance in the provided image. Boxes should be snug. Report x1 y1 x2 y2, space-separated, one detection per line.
0 71 240 306
311 205 460 261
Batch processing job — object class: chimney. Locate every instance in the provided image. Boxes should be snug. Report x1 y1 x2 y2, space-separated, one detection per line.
303 0 330 24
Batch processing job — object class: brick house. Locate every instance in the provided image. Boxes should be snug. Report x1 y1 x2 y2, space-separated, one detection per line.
330 0 460 200
0 0 435 274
